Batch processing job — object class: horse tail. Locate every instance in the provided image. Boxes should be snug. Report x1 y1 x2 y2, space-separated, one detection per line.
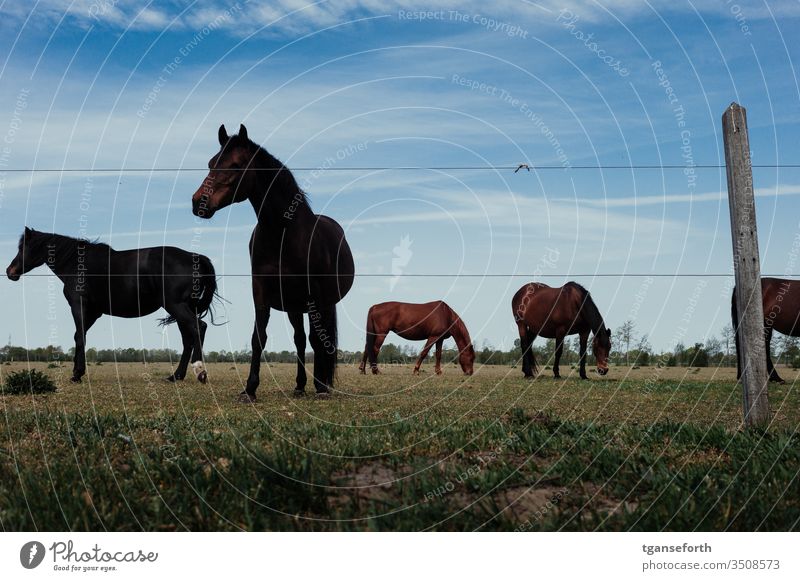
366 307 378 369
194 255 219 324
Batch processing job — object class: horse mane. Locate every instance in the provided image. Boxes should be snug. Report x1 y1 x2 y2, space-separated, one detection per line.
449 307 474 352
21 229 113 256
566 282 605 334
233 133 311 214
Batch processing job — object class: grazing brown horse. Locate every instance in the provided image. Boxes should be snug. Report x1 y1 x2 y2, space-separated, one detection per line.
732 277 800 384
512 282 611 379
192 124 354 402
359 301 475 375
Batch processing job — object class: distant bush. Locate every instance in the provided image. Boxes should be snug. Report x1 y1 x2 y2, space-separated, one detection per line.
2 369 57 395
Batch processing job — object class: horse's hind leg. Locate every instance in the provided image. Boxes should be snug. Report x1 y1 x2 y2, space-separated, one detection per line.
167 321 193 382
517 323 535 378
765 327 785 383
288 311 307 395
166 304 206 384
309 305 337 394
369 334 387 374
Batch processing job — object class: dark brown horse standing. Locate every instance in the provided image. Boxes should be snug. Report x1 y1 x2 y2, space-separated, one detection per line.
732 277 800 384
512 282 611 379
5 228 217 384
192 124 354 401
359 301 475 375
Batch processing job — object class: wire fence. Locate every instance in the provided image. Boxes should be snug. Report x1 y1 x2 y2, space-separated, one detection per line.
3 163 800 172
6 161 799 279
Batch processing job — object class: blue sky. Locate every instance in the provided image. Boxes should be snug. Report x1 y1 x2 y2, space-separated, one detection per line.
0 0 799 356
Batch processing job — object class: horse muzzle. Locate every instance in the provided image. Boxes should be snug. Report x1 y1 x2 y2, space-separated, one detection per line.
596 367 608 376
6 266 20 281
192 198 215 219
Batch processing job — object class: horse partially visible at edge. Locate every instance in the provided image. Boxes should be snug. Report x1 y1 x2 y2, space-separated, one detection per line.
6 228 217 384
191 124 354 402
359 301 475 376
732 277 800 384
512 282 611 379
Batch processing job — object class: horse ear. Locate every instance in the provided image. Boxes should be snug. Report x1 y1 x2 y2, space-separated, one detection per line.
239 124 248 140
24 226 31 234
606 327 612 335
218 124 228 146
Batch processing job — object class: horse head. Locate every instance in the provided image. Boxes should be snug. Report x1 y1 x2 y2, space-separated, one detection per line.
460 343 476 376
592 327 612 375
192 124 256 219
6 227 47 281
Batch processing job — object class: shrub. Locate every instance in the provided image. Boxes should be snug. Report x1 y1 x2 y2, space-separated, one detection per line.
2 369 57 395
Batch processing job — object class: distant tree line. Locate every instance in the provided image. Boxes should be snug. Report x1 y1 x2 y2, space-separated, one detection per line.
3 320 800 369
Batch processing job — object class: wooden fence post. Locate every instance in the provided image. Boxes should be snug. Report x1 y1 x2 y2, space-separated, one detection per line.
723 102 770 427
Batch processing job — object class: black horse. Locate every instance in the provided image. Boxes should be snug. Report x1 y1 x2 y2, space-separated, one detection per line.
191 124 354 402
5 228 217 384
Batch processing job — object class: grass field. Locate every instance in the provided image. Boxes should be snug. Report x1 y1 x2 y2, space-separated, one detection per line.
1 361 799 531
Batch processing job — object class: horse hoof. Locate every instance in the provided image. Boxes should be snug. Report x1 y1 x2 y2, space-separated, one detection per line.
523 375 534 380
435 370 443 376
292 388 306 398
314 391 331 400
192 361 207 384
237 391 256 404
166 375 181 383
70 376 82 383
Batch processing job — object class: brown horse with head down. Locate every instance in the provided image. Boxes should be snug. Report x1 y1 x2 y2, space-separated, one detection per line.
359 301 475 375
191 124 354 402
512 282 611 379
732 277 800 384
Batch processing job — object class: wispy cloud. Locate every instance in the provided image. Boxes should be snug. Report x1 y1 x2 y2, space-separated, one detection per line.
3 0 797 36
554 184 800 208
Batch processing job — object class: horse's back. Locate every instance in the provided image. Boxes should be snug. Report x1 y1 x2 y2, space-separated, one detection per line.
369 300 453 339
88 246 209 317
512 282 583 336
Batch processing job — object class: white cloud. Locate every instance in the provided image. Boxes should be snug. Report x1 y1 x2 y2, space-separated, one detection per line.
556 184 800 208
3 0 797 36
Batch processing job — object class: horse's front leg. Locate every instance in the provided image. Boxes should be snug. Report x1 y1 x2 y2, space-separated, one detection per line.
288 311 307 395
243 306 271 402
578 331 589 380
413 337 437 375
434 338 444 375
553 334 565 379
69 299 100 383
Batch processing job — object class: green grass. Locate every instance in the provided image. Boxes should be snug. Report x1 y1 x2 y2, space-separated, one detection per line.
1 362 798 531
